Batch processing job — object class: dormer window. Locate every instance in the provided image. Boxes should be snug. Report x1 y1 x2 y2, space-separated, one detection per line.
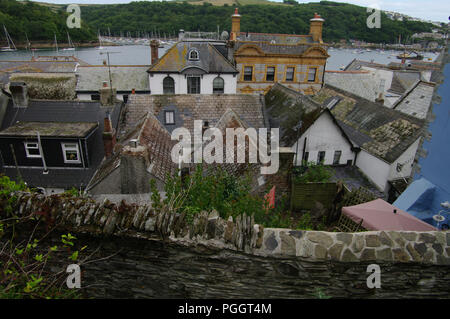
188 49 199 61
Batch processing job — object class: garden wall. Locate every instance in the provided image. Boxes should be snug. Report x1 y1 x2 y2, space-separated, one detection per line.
2 192 449 298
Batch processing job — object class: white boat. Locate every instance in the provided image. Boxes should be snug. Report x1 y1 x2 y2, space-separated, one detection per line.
1 25 17 52
96 31 105 50
62 32 75 51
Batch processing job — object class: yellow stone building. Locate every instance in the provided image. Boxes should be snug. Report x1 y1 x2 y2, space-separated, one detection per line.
228 9 329 95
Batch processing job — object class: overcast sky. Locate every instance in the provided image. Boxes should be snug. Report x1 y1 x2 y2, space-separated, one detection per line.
30 0 449 22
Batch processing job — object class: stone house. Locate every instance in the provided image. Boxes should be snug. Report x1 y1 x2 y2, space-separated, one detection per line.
228 10 329 95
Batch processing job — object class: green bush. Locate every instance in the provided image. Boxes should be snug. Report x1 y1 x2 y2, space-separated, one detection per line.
293 162 332 183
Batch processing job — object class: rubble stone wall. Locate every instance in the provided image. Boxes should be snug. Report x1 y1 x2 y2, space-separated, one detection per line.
4 192 449 265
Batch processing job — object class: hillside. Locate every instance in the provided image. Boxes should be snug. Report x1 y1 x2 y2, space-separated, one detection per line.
81 1 435 43
1 0 436 44
0 0 96 44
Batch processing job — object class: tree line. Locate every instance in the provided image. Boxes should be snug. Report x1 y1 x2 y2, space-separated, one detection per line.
0 0 437 44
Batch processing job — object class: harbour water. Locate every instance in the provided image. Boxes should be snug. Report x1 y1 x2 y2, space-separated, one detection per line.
0 45 439 70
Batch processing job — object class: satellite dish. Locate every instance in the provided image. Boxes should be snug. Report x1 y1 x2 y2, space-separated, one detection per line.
220 31 229 40
433 214 445 222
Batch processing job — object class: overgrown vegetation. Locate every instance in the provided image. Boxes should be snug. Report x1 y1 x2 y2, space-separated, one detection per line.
0 175 89 299
293 162 332 184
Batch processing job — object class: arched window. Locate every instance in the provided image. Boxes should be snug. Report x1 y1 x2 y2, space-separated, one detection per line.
163 76 175 94
188 49 199 61
213 76 224 94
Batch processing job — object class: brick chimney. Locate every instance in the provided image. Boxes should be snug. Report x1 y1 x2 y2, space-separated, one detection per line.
9 82 29 107
230 8 241 41
103 114 116 157
150 40 159 65
100 81 116 106
309 13 325 43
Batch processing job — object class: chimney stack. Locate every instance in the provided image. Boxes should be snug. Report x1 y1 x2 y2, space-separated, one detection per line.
150 39 159 65
309 13 325 43
103 114 116 157
230 8 241 41
100 81 116 106
375 92 385 105
10 82 29 108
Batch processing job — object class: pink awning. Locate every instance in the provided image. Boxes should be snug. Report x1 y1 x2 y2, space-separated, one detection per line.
342 199 437 231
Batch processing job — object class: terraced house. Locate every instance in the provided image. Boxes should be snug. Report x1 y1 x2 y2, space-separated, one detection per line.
228 9 329 95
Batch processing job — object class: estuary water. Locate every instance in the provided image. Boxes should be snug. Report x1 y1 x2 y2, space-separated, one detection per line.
0 44 439 70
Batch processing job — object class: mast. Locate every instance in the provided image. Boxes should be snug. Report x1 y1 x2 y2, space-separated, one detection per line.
54 33 58 53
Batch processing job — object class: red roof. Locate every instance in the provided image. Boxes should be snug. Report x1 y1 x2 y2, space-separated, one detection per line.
342 199 437 231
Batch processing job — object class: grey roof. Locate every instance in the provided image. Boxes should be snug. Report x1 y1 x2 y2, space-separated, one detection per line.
325 70 383 103
264 83 322 147
0 61 79 73
389 71 421 95
0 99 123 189
148 41 238 74
0 121 98 137
76 66 150 92
234 41 315 55
312 85 425 163
123 94 266 136
392 81 435 119
344 59 391 71
236 32 314 45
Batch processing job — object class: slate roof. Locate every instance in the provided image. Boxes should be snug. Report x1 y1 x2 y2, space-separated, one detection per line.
236 32 314 45
389 71 421 95
122 94 266 136
311 85 425 163
148 41 238 74
392 81 435 119
76 66 150 92
344 59 391 71
0 99 123 189
234 41 316 55
264 83 321 147
0 121 98 137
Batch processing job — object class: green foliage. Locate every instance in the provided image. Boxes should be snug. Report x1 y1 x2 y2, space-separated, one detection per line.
0 230 86 299
0 0 96 43
80 1 436 43
151 165 292 228
313 287 332 299
296 212 314 230
63 187 80 197
0 175 28 215
293 162 332 184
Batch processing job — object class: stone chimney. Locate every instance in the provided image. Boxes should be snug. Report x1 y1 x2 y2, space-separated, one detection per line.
120 145 151 194
150 39 159 65
9 82 28 107
102 114 116 157
309 13 325 43
100 81 116 106
178 29 185 41
230 8 241 41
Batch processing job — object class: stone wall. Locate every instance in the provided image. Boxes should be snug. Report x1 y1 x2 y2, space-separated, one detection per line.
1 192 449 298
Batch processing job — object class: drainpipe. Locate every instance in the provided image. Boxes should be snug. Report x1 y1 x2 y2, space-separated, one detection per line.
36 131 48 174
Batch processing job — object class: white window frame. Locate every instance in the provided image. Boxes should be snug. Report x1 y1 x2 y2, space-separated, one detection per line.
24 141 41 158
188 49 199 61
61 142 81 164
165 110 175 125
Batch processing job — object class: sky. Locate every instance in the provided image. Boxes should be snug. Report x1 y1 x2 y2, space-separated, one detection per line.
30 0 450 22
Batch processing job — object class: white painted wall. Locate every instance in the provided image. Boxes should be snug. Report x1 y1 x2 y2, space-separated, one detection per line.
388 137 421 181
293 112 355 166
149 73 237 94
77 93 127 101
355 150 391 191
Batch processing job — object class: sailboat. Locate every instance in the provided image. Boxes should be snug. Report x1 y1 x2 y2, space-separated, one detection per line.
54 33 59 53
96 31 105 50
62 32 75 51
1 25 17 52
